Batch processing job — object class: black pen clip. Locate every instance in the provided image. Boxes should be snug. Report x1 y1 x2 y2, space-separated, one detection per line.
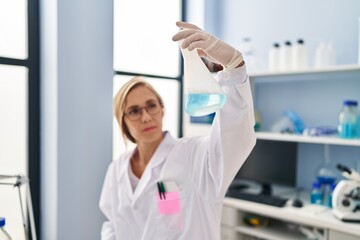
157 181 166 200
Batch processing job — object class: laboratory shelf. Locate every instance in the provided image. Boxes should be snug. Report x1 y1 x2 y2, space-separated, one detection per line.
235 223 305 240
249 64 360 82
255 132 360 146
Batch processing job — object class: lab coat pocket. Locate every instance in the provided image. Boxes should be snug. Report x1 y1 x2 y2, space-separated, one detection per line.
157 191 181 214
156 191 184 236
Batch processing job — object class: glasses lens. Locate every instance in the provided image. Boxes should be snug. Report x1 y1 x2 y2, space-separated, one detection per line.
147 103 159 115
125 102 160 121
127 108 140 120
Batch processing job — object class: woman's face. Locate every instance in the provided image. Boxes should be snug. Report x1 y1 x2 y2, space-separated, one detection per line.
124 85 163 144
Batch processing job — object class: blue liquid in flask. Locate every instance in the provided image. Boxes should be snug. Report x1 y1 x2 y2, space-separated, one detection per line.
185 93 227 117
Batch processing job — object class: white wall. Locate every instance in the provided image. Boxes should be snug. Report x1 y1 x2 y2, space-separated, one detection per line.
219 0 360 70
40 0 113 239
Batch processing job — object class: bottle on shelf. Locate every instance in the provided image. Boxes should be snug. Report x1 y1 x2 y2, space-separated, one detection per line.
0 217 12 240
279 41 292 71
338 100 358 139
310 181 323 205
314 42 336 68
291 39 308 70
254 109 262 132
268 42 281 71
239 37 257 72
316 144 336 206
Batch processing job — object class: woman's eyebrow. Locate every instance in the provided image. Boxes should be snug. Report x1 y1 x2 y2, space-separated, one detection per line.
126 99 157 110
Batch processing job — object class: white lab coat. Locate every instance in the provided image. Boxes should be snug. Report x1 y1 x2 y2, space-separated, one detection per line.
99 66 256 240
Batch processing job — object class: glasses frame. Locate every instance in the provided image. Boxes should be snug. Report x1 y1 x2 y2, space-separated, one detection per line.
124 102 161 121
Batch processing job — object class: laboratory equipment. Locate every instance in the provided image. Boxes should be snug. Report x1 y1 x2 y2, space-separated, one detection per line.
338 100 358 139
314 42 336 68
271 110 305 134
279 41 292 71
328 182 336 208
0 218 12 240
291 39 308 70
332 164 360 222
268 42 280 71
180 44 226 117
315 144 336 206
238 37 257 72
0 175 37 240
310 181 323 205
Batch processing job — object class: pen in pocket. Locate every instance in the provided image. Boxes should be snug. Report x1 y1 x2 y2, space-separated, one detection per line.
157 181 166 200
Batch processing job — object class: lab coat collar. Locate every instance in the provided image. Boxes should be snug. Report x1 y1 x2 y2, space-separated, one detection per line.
132 131 176 204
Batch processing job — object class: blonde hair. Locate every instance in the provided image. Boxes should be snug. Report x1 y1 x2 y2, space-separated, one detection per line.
114 76 164 143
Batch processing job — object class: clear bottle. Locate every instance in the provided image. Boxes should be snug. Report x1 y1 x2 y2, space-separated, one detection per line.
338 100 358 139
239 37 257 72
0 217 12 240
310 181 323 205
291 39 308 70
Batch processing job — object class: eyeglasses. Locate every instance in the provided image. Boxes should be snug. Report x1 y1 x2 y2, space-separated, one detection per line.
124 102 161 121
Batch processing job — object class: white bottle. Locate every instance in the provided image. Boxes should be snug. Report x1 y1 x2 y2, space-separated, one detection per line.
325 43 336 67
239 37 256 72
314 42 326 68
314 42 336 68
268 42 281 71
279 41 292 71
292 39 308 70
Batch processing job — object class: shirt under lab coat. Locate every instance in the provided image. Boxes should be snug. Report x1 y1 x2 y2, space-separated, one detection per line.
99 66 257 240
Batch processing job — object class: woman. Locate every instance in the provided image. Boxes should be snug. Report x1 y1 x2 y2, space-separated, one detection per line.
99 21 256 240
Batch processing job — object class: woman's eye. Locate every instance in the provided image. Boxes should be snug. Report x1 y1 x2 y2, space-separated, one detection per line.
147 103 157 109
129 108 140 115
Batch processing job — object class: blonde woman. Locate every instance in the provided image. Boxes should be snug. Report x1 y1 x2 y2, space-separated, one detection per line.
99 21 256 240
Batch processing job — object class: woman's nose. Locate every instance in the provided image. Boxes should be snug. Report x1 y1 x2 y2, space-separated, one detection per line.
140 108 152 122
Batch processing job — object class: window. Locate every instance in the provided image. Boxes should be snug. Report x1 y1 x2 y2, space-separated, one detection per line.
0 0 40 239
113 0 183 156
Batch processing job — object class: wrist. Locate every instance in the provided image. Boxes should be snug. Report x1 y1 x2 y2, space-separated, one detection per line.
236 60 245 68
224 52 243 71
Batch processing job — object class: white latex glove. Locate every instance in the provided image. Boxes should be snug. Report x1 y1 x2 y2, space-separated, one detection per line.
172 21 244 71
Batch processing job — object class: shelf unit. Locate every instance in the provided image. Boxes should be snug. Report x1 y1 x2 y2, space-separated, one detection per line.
256 132 360 146
221 197 360 240
249 64 360 146
249 64 360 82
218 65 360 240
187 65 360 146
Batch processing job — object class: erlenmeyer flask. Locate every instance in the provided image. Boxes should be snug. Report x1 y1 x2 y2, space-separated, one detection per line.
180 46 227 117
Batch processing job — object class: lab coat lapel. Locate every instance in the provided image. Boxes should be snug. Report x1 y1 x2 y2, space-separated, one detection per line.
132 132 176 204
122 152 135 199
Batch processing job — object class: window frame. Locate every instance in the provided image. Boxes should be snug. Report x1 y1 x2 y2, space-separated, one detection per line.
113 0 187 137
0 0 41 238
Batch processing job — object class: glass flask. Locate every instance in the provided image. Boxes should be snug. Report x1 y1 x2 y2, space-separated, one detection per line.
179 45 226 117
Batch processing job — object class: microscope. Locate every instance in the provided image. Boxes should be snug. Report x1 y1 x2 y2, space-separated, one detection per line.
332 164 360 222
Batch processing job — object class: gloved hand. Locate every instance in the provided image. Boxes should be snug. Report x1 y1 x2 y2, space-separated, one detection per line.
172 21 244 71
